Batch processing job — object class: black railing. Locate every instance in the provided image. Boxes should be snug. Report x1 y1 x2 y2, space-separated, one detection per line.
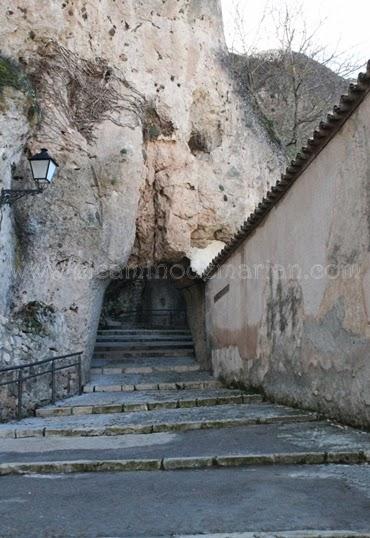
0 352 83 420
111 309 187 328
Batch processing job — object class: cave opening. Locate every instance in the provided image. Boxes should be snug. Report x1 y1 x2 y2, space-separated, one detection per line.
99 268 188 330
97 265 209 368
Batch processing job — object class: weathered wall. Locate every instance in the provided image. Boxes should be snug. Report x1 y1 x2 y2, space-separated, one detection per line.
0 0 283 401
206 91 370 427
183 281 209 369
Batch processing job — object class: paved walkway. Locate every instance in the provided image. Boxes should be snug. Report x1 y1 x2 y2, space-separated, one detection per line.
1 327 370 536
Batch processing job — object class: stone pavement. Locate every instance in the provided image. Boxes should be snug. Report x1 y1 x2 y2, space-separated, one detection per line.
2 467 370 537
1 327 370 536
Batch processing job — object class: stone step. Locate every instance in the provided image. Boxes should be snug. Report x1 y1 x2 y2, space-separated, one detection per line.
96 335 193 342
35 389 260 417
92 353 196 362
94 341 194 350
1 421 370 473
92 355 198 368
83 371 222 392
91 363 200 375
101 325 189 331
97 329 191 335
0 403 318 439
93 348 195 358
90 355 200 375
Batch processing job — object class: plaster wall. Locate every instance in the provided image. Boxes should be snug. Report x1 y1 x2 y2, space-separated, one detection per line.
206 93 370 427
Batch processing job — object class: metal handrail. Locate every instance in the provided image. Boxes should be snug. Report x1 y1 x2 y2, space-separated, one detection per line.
0 352 83 420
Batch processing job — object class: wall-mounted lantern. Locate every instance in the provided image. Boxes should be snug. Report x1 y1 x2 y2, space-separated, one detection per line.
0 148 59 207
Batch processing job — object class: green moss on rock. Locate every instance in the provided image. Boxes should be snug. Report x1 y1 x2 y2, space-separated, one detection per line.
0 56 38 122
142 104 174 142
0 56 34 97
15 301 56 336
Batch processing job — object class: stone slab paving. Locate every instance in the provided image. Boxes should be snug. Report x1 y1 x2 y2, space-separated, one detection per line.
1 466 370 537
84 370 223 392
0 403 317 438
35 389 259 416
1 421 370 470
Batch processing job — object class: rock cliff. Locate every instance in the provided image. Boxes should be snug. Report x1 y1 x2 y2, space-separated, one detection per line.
0 0 283 381
230 51 349 157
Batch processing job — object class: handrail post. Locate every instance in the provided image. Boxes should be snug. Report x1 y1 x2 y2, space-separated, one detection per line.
51 360 56 404
77 354 82 395
17 369 23 420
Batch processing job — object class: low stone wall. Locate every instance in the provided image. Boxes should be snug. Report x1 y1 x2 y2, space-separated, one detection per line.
0 307 79 421
205 91 370 428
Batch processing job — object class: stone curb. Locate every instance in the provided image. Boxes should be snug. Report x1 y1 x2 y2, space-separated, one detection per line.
0 413 318 439
0 450 367 475
169 530 370 538
35 394 262 418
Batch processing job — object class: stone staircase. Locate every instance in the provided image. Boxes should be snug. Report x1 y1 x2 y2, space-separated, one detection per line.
1 326 370 535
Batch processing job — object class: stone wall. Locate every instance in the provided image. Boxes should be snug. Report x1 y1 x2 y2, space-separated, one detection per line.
205 90 370 428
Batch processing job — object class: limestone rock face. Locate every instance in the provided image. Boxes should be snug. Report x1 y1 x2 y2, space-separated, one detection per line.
0 0 283 376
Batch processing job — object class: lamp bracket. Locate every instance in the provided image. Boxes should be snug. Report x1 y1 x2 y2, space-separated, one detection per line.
0 188 43 207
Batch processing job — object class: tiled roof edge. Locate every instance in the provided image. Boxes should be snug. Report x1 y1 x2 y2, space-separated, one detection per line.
202 60 370 281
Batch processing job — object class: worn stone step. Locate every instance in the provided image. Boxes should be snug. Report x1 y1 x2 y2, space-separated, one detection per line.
92 355 198 368
2 466 370 537
96 335 193 342
99 328 191 334
1 451 369 476
91 364 200 375
97 329 191 335
93 348 195 358
92 354 196 363
0 403 318 439
94 341 194 350
83 371 222 392
90 356 200 375
35 389 260 417
1 421 370 473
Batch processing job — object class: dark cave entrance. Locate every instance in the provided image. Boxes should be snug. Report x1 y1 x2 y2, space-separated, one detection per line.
99 267 188 330
98 265 210 368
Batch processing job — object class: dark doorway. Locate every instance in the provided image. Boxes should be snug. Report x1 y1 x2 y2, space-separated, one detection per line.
100 272 187 329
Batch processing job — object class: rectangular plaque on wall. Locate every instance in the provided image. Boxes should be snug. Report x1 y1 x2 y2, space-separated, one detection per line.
214 284 230 303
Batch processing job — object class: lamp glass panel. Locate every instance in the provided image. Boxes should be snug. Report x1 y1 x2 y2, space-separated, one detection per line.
46 161 57 182
30 160 49 180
